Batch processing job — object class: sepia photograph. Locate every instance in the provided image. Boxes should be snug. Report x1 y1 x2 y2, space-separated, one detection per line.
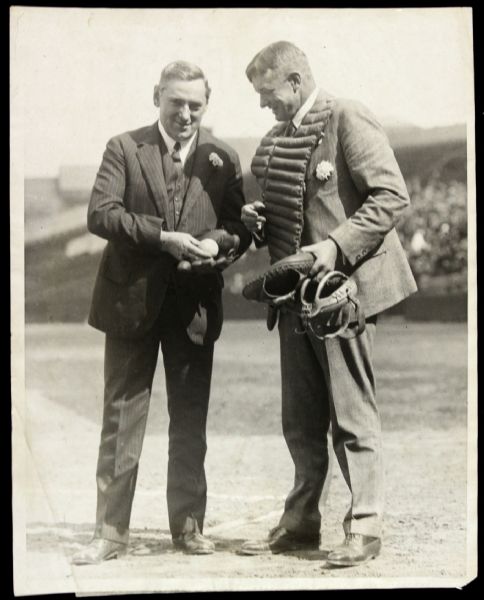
10 6 476 595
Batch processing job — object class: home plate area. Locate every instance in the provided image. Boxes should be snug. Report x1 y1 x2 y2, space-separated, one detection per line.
20 320 469 593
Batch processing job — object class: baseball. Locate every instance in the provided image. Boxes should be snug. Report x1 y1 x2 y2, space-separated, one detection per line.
199 238 219 257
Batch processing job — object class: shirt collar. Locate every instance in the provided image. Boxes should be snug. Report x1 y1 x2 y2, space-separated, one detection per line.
291 87 319 130
157 120 198 165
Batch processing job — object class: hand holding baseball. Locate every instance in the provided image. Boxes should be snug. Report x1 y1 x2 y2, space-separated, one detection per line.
160 232 212 262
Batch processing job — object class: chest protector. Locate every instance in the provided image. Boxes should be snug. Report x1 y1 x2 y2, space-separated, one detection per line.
251 97 334 263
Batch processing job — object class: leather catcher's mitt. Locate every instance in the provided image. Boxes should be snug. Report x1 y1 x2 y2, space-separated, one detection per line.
243 252 365 339
242 251 315 305
200 229 239 257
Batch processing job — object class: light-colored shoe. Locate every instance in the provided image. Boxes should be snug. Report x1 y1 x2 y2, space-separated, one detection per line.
71 538 127 565
326 534 381 567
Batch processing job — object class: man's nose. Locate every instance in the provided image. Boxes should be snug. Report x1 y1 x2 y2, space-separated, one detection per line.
179 104 191 121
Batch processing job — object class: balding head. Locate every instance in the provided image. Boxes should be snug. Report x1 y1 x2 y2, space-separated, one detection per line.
246 41 316 122
246 41 313 84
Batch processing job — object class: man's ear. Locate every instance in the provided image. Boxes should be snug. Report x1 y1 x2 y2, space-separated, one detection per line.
287 72 302 92
153 85 160 107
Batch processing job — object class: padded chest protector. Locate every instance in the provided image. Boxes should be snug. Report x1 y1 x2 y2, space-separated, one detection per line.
251 98 334 262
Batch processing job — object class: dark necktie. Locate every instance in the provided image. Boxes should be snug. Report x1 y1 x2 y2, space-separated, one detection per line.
172 141 182 173
285 121 297 137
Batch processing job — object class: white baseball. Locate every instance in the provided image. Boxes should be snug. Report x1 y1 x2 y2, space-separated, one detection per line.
199 238 219 257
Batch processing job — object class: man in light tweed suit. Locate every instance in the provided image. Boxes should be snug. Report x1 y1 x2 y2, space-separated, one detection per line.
240 41 417 565
72 61 251 564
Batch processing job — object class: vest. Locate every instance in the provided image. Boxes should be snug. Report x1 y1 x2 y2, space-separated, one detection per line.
251 97 334 262
160 137 196 230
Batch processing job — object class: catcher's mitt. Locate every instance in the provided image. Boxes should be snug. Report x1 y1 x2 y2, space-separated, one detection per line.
242 251 316 305
243 253 365 339
200 229 238 256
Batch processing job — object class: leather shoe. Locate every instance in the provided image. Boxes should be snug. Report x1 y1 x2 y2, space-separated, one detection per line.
238 526 320 555
71 538 127 565
173 519 215 555
326 534 381 566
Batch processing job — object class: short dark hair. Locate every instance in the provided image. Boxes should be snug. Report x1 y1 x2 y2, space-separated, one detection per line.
159 61 211 101
246 41 311 82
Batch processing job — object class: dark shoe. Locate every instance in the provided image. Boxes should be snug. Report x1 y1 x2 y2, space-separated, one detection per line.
173 520 214 555
238 526 320 555
326 534 381 567
71 538 127 565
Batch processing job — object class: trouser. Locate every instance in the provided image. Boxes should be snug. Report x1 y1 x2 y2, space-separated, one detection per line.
277 311 383 539
93 288 214 544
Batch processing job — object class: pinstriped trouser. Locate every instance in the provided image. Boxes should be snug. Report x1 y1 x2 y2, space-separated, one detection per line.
93 288 213 544
277 311 383 539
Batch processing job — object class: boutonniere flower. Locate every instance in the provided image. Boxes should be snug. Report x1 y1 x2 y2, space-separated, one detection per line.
315 160 334 182
209 152 223 168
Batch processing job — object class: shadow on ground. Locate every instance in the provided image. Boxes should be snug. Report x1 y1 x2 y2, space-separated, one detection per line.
27 521 332 562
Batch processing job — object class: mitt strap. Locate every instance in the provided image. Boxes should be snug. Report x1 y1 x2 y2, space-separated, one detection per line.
266 305 279 331
336 297 366 339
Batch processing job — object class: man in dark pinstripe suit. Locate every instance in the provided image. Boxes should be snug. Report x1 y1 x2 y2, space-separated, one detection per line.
72 61 251 564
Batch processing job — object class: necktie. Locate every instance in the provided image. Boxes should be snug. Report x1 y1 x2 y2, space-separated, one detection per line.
285 121 296 137
172 141 182 173
171 141 183 226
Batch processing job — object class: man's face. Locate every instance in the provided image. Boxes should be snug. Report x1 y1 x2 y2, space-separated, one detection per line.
251 70 300 122
154 78 208 141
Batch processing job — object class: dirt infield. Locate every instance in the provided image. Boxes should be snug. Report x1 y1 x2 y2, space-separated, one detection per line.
14 319 474 593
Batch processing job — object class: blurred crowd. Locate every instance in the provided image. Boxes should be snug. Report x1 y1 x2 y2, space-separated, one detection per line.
227 174 469 297
397 176 468 293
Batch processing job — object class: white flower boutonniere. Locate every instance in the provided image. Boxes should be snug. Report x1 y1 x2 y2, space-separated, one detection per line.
315 160 334 182
209 152 223 168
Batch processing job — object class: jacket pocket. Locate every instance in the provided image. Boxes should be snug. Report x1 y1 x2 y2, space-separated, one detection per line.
100 244 132 284
352 248 387 281
366 248 387 260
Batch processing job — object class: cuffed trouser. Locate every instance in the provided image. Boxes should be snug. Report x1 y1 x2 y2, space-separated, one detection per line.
277 311 383 539
93 289 214 544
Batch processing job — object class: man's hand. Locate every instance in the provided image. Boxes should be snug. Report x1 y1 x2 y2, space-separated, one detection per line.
301 239 339 281
160 232 212 262
241 201 266 233
189 249 236 274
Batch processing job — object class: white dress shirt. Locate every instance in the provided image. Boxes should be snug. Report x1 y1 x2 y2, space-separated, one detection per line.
291 87 319 131
158 120 198 166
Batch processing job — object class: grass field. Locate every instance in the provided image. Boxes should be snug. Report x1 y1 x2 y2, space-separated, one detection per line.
25 318 467 435
15 318 474 594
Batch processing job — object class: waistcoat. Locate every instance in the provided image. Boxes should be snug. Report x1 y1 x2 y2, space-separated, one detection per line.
160 137 196 230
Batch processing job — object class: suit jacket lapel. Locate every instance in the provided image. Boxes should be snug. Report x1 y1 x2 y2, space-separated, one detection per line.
178 129 214 227
136 123 171 223
306 89 335 175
